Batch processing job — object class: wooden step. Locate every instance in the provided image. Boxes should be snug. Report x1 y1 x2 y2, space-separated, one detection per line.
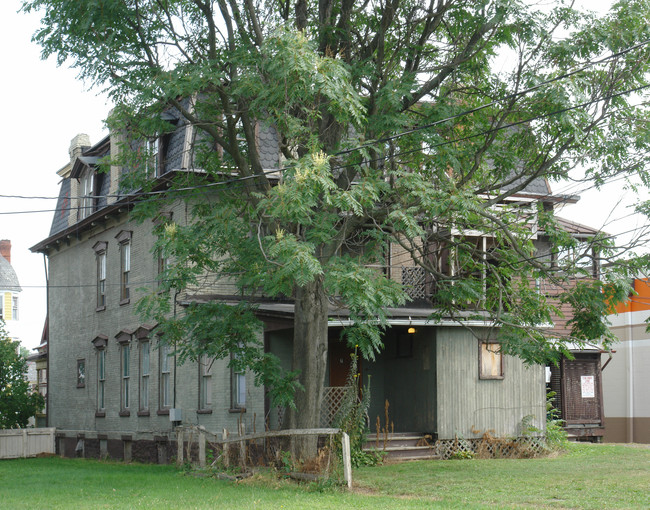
363 433 439 462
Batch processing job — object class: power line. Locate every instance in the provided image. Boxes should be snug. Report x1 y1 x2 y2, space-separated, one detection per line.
4 39 650 204
334 38 650 157
4 80 650 216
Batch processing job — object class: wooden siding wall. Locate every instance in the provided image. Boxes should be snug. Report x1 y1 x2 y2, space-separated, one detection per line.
436 327 545 439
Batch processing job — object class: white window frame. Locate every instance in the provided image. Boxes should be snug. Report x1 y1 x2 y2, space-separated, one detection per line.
199 355 213 412
98 349 106 412
230 350 246 411
121 343 130 412
159 343 171 410
79 169 95 219
139 341 150 413
146 138 160 176
115 231 132 304
93 242 108 311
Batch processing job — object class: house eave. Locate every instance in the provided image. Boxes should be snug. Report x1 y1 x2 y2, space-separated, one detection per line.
30 169 186 254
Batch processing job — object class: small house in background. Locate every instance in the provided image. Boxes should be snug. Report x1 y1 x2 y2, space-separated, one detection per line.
27 319 49 428
548 347 605 442
602 278 650 443
0 240 22 342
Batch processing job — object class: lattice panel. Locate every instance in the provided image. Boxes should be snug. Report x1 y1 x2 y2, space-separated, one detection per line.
401 267 427 299
436 436 548 460
320 386 347 427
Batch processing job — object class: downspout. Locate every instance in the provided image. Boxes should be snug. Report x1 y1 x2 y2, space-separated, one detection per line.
42 253 49 428
173 290 180 410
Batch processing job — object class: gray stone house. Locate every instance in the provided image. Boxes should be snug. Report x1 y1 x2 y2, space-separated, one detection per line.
31 116 591 462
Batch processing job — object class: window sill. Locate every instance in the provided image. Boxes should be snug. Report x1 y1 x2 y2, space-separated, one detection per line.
197 409 213 415
119 410 131 417
77 384 85 389
157 409 170 416
229 407 246 414
479 375 505 380
119 298 130 306
137 410 150 417
95 411 106 418
95 305 106 313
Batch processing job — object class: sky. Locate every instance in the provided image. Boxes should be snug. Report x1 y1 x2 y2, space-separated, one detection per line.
0 0 643 351
1 0 111 349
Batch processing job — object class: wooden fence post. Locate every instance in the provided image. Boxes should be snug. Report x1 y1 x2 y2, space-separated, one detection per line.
341 432 352 489
222 428 229 468
198 429 206 468
239 422 246 469
176 428 184 466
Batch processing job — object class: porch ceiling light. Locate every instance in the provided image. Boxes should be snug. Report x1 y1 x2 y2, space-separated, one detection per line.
407 327 416 334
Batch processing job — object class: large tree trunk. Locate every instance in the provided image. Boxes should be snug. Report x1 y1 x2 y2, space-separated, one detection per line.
286 276 329 460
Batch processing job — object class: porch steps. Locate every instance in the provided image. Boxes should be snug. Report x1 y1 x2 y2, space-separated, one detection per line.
363 432 439 462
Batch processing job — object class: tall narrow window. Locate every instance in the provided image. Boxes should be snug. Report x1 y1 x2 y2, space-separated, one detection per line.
159 343 171 411
139 341 150 414
231 350 246 411
116 330 132 416
79 169 95 219
146 138 160 176
92 335 108 417
77 359 85 388
98 251 106 307
199 355 213 412
153 212 173 289
12 296 18 320
115 231 132 304
93 241 108 311
121 343 130 412
121 243 130 300
479 340 504 380
98 350 105 410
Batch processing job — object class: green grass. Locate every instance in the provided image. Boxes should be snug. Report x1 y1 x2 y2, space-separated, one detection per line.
0 444 648 509
356 443 650 509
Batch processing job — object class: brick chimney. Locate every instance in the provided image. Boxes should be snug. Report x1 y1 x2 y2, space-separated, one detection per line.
0 239 11 263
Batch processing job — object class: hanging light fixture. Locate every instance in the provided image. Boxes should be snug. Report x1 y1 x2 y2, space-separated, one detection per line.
407 317 416 334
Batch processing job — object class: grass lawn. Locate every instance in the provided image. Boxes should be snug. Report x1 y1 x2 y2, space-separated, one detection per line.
0 443 648 509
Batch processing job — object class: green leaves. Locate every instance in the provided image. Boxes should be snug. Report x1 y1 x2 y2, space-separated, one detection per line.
0 321 44 429
28 0 650 394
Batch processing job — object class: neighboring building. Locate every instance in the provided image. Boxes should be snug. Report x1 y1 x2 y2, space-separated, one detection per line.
30 121 598 461
0 240 22 342
548 347 606 442
602 278 650 443
27 320 49 427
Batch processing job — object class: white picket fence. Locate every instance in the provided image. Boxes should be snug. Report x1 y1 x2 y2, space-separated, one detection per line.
0 428 56 459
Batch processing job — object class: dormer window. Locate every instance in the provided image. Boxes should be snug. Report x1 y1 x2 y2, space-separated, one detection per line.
71 154 103 220
146 138 160 176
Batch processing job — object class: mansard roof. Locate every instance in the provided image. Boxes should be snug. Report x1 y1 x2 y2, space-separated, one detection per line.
0 254 21 292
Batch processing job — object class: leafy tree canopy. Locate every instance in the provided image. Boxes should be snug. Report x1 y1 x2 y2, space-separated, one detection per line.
24 0 650 441
0 321 44 429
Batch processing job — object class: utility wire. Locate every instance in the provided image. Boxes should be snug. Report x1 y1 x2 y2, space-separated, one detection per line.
4 39 650 203
3 78 650 217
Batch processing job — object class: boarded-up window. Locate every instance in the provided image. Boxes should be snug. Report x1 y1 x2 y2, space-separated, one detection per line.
479 341 504 379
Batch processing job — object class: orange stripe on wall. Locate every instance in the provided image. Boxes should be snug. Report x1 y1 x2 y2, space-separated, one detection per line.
614 278 650 313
